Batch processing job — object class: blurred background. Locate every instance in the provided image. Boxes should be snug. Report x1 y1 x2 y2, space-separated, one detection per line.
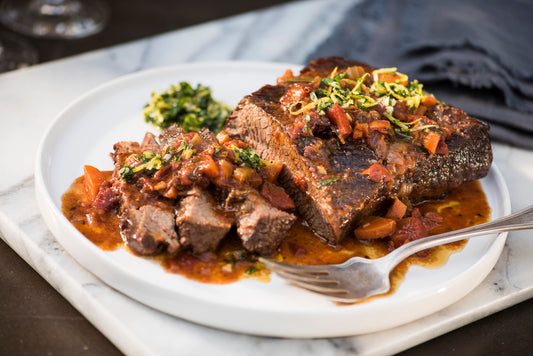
1 1 532 355
0 0 292 72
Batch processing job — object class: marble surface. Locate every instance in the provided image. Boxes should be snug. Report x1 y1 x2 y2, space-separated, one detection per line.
1 0 532 354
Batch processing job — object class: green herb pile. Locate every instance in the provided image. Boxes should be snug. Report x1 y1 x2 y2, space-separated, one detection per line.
143 82 232 133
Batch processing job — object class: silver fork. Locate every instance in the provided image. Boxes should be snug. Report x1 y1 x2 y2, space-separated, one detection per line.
259 205 533 303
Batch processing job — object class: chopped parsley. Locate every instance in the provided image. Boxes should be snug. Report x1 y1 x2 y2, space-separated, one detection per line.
143 82 232 133
318 177 340 188
119 165 134 182
175 140 196 160
231 146 269 171
245 266 260 275
132 152 166 173
298 67 438 138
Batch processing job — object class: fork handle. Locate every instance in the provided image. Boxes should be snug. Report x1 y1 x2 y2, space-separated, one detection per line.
384 205 533 269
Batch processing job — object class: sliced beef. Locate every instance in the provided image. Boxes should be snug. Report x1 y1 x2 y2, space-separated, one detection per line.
225 56 492 245
110 124 296 256
121 203 179 255
111 141 179 256
175 187 232 254
115 179 179 255
234 189 296 256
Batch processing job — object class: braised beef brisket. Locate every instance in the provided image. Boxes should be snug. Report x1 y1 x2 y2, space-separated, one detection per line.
225 57 492 245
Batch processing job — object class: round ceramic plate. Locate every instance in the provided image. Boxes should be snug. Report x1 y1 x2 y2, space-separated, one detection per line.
35 61 511 338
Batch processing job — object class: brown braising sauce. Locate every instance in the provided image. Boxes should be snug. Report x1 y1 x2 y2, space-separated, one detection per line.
62 175 490 299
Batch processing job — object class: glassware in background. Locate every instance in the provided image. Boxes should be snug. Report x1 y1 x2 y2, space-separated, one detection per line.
0 31 38 72
0 0 109 39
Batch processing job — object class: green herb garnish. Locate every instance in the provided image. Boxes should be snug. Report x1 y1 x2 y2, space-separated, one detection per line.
306 67 434 138
175 140 196 160
318 177 340 188
231 146 269 171
119 165 134 182
245 266 260 275
143 82 232 133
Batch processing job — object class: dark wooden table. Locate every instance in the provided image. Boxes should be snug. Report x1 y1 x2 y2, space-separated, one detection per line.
1 1 532 355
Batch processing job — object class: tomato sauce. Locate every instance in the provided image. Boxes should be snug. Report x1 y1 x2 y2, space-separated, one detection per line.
62 175 490 297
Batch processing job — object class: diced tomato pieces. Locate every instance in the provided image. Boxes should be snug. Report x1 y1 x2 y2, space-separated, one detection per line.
385 198 408 220
326 102 352 138
224 139 247 149
217 159 234 180
197 155 219 179
377 72 408 86
171 138 183 148
352 122 369 139
361 162 392 182
280 83 310 107
233 167 262 188
422 131 441 155
260 183 295 211
369 119 391 134
216 130 231 144
183 132 201 146
260 161 284 183
422 95 437 107
354 217 397 240
83 165 106 201
277 69 294 84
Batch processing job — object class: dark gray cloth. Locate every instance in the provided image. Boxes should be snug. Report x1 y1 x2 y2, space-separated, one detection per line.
307 0 533 149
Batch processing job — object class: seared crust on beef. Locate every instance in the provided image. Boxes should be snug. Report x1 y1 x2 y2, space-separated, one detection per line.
225 56 492 245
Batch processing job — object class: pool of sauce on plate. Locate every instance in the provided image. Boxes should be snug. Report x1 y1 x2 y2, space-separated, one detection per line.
62 174 490 301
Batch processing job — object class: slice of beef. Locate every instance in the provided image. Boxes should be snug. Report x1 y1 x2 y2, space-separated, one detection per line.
225 56 492 245
111 142 179 255
115 179 179 255
121 203 179 255
175 187 232 254
234 189 296 256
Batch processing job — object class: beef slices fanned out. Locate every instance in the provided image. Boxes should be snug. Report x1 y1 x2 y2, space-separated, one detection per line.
109 124 296 256
225 56 492 245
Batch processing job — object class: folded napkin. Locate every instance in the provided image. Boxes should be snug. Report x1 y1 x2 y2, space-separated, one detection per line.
306 0 533 149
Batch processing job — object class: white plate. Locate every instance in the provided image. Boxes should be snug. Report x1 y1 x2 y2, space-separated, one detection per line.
35 61 511 338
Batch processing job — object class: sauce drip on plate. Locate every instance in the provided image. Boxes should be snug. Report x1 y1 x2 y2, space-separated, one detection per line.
62 174 490 299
